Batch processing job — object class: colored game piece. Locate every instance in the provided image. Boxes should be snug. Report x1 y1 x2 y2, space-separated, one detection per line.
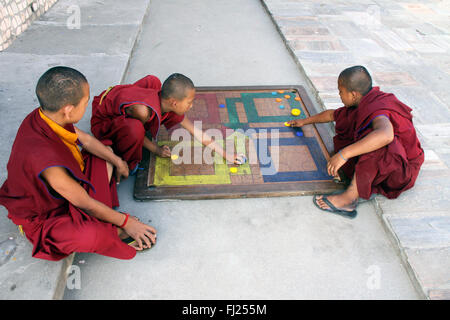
296 131 303 137
278 90 285 94
272 92 277 95
275 98 282 102
171 154 179 160
284 122 290 127
279 105 285 109
236 155 247 165
284 95 290 99
230 167 238 173
219 104 226 108
295 97 301 101
291 108 301 116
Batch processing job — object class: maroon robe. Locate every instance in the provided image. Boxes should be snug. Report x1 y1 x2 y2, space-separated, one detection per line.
0 108 136 261
333 87 424 200
91 75 185 170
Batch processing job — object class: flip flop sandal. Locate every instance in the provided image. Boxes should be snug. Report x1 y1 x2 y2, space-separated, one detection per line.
313 194 357 219
333 177 345 184
333 175 351 186
122 236 155 251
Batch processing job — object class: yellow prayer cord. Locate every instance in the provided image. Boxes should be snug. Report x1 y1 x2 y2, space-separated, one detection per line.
18 225 24 236
99 86 114 105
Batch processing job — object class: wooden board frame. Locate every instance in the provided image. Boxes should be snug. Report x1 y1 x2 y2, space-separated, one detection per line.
134 85 343 201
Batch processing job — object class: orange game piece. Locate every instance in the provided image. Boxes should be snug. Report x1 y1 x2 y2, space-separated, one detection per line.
295 97 301 101
284 95 290 99
277 90 284 94
275 98 282 102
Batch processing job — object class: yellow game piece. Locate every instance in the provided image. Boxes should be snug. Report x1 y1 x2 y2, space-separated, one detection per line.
230 167 238 173
284 122 290 127
171 154 179 160
275 98 282 102
284 95 290 99
278 90 284 94
291 108 301 116
295 97 301 101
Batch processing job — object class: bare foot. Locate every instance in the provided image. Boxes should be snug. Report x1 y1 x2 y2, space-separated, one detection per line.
314 193 357 212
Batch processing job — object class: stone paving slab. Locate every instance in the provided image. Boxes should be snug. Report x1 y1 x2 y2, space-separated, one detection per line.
386 216 450 249
261 0 450 300
6 24 139 56
405 247 450 298
0 0 151 299
37 0 149 26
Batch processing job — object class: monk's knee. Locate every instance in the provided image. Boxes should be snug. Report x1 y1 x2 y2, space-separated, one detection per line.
122 118 146 144
46 217 98 254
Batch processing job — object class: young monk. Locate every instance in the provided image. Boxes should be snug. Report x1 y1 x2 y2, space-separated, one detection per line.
0 67 156 261
288 66 424 218
91 73 244 174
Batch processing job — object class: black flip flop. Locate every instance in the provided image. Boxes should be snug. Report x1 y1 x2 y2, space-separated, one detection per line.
313 194 357 219
122 236 154 251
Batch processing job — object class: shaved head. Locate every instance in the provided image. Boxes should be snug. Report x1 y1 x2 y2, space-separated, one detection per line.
36 66 88 112
338 66 372 96
161 73 195 100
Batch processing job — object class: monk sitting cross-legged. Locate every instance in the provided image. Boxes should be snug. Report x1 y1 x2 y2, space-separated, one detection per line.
288 66 424 219
0 67 156 261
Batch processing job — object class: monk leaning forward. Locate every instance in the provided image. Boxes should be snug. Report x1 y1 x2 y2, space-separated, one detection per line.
90 73 245 175
288 66 424 219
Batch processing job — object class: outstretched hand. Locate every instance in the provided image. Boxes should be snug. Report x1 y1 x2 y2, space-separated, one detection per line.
157 145 171 158
287 119 308 127
225 152 247 165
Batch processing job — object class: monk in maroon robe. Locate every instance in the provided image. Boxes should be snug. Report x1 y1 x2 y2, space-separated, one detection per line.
288 66 424 218
0 67 156 261
91 74 244 172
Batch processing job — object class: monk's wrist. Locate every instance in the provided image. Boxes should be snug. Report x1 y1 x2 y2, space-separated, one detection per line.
118 212 130 228
340 148 351 161
111 155 123 168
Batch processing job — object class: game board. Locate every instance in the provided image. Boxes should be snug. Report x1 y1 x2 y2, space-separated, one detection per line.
134 86 344 200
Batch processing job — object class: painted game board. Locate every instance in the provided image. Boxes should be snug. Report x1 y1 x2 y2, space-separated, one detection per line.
134 86 344 200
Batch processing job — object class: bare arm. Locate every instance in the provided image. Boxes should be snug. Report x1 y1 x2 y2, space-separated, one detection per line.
143 135 171 157
180 117 214 145
125 104 151 124
125 104 171 158
74 126 129 182
341 116 394 159
179 117 237 163
327 116 394 177
40 166 156 249
41 166 125 224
